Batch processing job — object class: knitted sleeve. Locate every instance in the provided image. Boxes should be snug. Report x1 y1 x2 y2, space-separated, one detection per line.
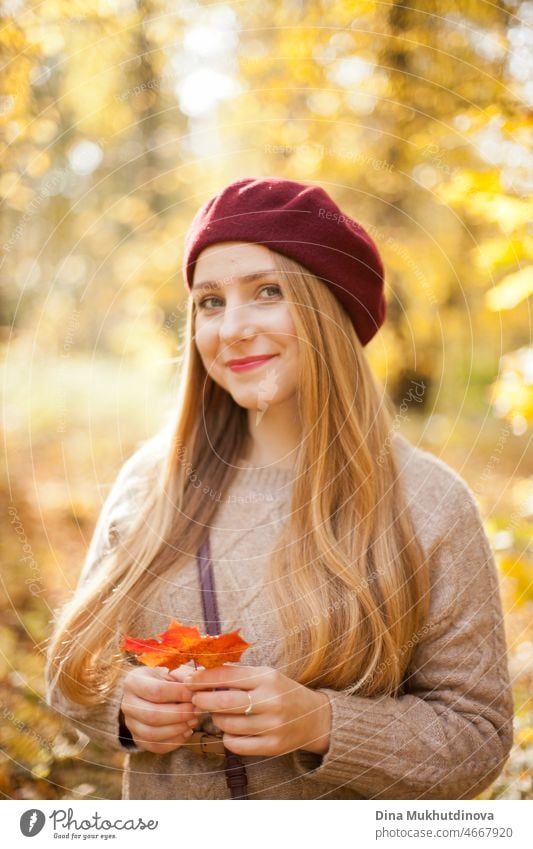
290 482 514 799
44 440 159 754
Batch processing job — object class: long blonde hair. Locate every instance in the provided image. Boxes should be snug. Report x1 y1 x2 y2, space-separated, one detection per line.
46 249 431 705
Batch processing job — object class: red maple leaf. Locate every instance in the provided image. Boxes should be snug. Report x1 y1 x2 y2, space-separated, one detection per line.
189 631 252 669
121 618 252 670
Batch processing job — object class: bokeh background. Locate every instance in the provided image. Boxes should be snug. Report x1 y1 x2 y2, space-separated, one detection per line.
1 0 532 800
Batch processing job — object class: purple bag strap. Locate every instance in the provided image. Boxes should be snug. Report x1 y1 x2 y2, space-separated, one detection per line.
197 537 221 637
197 536 249 800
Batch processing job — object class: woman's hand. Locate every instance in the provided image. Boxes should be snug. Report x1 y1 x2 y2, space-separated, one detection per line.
185 665 332 758
120 666 201 754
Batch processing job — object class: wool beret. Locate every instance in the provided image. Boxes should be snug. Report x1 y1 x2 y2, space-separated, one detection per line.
183 176 386 346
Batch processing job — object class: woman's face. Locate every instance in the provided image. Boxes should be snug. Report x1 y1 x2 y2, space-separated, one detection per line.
191 242 300 412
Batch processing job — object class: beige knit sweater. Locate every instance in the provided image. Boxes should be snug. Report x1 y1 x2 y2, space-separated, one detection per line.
45 432 514 800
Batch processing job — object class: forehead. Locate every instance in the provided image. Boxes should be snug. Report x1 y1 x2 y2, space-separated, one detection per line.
192 242 277 289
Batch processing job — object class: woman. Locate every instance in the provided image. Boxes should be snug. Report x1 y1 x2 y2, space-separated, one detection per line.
45 176 513 800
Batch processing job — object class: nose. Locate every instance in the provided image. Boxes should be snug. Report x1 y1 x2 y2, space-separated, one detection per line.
218 301 257 345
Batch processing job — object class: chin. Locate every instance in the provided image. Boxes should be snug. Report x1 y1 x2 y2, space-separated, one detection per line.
227 391 261 409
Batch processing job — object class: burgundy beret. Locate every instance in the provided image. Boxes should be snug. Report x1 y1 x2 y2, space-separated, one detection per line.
183 176 386 346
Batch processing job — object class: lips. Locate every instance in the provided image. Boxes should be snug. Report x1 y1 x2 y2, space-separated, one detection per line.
227 355 276 366
227 354 277 372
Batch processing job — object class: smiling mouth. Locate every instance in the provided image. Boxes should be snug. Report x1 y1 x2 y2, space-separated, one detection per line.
227 355 278 372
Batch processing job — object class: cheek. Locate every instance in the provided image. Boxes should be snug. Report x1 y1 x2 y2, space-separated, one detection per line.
278 309 299 354
195 322 218 359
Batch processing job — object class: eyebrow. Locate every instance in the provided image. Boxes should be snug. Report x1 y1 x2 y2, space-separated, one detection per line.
191 270 279 293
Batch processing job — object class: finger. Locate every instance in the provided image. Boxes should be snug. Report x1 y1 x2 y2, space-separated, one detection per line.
128 673 195 704
143 666 191 683
166 665 196 682
142 742 179 755
127 719 198 744
139 731 195 754
186 664 262 691
122 695 200 726
211 713 267 736
191 688 255 715
222 732 276 757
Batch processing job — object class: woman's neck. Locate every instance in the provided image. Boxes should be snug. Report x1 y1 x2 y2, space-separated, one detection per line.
242 406 301 471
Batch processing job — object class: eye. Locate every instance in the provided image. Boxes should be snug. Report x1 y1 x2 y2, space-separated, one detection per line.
197 295 223 310
196 284 282 311
260 285 282 299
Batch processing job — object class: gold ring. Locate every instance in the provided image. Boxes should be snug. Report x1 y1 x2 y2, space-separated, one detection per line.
244 692 253 716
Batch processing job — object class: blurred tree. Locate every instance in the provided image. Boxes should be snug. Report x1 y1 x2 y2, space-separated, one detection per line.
0 0 531 801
